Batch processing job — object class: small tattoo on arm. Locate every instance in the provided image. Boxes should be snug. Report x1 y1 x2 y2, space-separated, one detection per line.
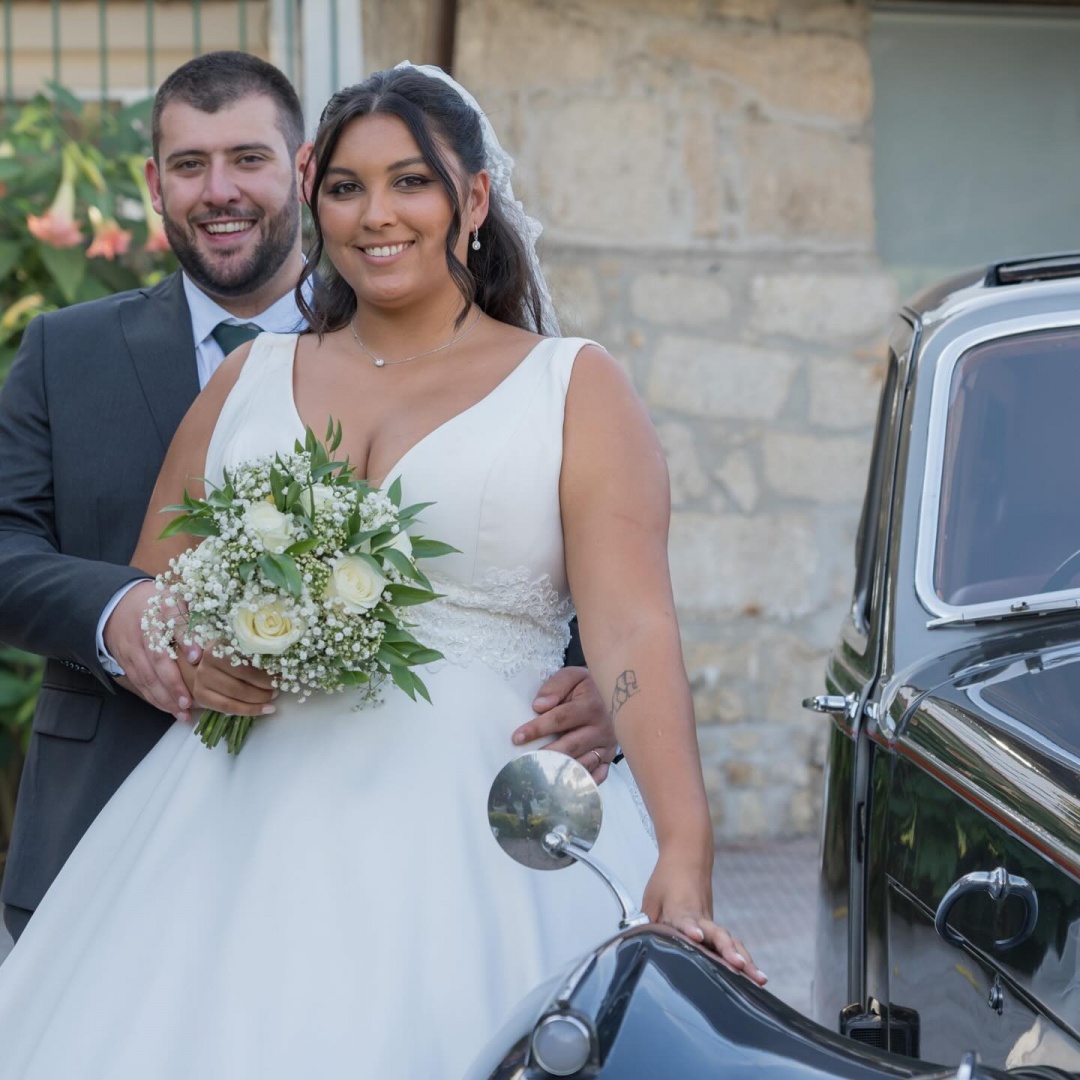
610 669 639 721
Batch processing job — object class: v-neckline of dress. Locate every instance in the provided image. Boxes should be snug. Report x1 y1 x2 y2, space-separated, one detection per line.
284 335 550 490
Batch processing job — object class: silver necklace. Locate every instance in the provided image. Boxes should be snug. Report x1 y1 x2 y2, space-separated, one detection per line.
349 311 482 368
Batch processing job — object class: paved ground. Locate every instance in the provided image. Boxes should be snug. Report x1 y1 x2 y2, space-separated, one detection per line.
1 838 819 1015
711 837 818 1016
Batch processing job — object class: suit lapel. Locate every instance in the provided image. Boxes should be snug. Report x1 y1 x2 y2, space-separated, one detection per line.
119 272 201 452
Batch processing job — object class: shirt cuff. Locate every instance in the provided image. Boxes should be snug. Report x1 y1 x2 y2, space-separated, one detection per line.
96 578 151 677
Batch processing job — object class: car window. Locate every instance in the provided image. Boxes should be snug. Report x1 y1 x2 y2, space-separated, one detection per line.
849 319 912 645
934 326 1080 606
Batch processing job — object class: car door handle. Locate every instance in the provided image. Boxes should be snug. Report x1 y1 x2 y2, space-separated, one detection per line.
934 866 1039 949
802 693 857 719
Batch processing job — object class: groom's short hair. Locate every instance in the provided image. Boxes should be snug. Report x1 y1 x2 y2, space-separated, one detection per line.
151 51 305 161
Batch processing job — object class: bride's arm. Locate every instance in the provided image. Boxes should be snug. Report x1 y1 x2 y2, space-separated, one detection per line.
560 345 766 985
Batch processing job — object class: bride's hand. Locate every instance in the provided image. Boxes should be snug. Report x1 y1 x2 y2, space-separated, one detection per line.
192 649 277 716
642 856 767 986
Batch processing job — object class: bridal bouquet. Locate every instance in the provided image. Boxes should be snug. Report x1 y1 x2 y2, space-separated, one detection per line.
143 421 453 754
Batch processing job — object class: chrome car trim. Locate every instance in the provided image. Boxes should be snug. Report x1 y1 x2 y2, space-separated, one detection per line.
915 313 1080 624
899 697 1080 883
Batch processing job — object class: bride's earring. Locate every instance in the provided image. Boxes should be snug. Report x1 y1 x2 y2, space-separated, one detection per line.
471 225 481 251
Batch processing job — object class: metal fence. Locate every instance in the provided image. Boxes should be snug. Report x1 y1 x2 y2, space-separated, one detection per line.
0 0 361 125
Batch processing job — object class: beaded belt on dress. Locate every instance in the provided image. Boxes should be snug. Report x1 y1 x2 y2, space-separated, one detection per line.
406 568 573 679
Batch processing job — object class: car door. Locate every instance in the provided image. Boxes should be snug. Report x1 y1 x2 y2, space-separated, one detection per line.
813 317 915 1031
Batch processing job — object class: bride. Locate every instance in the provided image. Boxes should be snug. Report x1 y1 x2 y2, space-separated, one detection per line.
0 64 763 1077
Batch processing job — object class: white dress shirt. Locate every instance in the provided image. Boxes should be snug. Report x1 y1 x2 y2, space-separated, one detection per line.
96 273 309 675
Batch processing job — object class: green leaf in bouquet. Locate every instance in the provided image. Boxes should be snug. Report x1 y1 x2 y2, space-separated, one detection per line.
258 553 304 598
378 625 417 644
338 669 371 687
284 480 303 511
386 476 402 507
238 560 257 584
37 243 86 305
310 460 349 481
400 647 444 667
158 513 219 539
388 663 418 700
380 547 423 582
384 583 439 607
285 536 322 556
411 672 433 704
409 538 461 559
395 501 436 524
352 551 386 577
269 466 287 510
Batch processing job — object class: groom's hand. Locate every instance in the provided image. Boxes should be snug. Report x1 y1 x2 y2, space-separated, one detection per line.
105 580 194 723
512 667 617 784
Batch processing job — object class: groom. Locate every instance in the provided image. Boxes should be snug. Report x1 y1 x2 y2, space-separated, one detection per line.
0 52 611 943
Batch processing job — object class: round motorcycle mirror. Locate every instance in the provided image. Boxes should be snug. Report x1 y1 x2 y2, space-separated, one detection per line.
487 749 602 870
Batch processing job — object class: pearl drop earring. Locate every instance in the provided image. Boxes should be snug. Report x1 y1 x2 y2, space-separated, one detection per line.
471 225 481 251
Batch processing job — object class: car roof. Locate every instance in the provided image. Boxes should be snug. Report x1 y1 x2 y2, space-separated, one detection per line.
904 252 1080 334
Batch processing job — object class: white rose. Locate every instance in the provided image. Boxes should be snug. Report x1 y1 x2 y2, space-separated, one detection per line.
324 555 388 613
244 501 295 552
231 599 305 656
299 483 336 518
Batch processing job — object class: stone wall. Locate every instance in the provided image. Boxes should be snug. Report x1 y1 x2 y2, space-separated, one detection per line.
455 0 897 841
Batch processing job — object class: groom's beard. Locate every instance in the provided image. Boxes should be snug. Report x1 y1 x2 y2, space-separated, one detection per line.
162 179 300 300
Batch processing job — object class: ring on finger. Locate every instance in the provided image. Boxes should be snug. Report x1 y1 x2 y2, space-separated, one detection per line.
588 748 604 770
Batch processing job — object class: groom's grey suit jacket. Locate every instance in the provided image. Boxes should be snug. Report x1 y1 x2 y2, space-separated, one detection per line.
0 272 200 915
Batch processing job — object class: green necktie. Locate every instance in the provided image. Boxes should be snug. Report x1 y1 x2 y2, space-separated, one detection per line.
210 321 262 355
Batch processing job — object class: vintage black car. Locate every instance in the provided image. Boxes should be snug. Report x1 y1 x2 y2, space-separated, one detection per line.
811 253 1080 1071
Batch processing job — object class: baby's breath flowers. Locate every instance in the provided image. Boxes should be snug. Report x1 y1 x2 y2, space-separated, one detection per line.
143 421 454 754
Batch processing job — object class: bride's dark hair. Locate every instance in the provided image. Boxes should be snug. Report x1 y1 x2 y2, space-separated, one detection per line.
297 67 547 335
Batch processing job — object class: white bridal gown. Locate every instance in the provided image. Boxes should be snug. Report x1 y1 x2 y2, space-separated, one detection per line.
0 333 658 1079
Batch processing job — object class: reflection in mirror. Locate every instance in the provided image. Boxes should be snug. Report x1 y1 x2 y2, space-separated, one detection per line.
488 750 602 871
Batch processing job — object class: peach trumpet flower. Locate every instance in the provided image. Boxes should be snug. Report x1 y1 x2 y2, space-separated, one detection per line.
86 206 132 260
128 155 171 254
27 145 83 249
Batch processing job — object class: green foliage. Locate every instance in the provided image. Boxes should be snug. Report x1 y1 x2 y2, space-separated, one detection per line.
0 83 176 378
0 648 43 878
0 83 174 874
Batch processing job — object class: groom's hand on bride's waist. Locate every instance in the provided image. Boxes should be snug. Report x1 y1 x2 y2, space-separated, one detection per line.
105 581 196 724
512 667 616 785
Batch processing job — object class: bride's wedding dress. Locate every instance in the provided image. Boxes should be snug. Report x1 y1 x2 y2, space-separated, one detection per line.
0 333 657 1078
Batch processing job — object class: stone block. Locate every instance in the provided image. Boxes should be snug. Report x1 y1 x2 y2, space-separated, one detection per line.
749 272 898 343
740 122 873 243
534 97 676 242
546 264 604 339
669 512 820 618
779 2 869 39
725 760 765 788
763 433 870 503
657 421 711 505
631 271 732 328
648 30 872 123
455 0 612 99
705 0 781 23
647 335 800 420
683 109 727 240
808 356 883 431
714 450 760 514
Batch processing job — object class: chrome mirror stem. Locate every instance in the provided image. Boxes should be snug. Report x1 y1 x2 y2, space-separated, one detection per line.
544 825 650 930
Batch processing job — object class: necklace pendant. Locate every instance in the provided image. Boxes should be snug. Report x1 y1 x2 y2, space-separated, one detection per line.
374 357 385 368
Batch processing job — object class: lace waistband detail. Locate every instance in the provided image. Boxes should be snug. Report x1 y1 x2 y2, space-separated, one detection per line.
407 567 573 679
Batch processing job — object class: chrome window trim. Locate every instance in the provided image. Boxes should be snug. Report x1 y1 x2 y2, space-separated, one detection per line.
915 313 1080 622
